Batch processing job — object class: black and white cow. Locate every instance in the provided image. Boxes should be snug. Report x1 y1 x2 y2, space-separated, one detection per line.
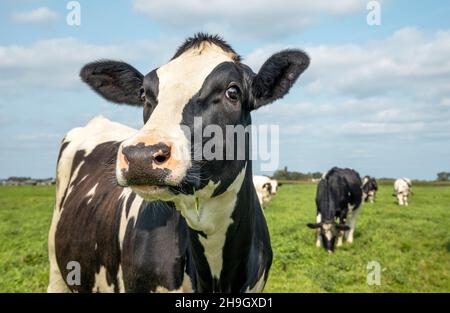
307 167 363 253
362 176 378 203
48 33 310 292
253 175 280 208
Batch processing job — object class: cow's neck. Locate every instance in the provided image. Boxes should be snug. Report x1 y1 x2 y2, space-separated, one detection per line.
173 163 258 292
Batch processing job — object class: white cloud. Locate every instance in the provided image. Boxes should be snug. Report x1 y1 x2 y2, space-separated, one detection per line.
12 7 58 24
132 0 365 38
441 98 450 107
306 28 450 101
245 28 450 102
0 37 176 92
340 121 425 136
247 27 450 142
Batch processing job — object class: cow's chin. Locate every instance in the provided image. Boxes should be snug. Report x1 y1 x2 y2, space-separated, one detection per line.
129 185 175 201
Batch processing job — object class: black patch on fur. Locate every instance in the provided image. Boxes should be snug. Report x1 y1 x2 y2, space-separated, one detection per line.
125 192 136 218
121 201 188 292
142 70 159 123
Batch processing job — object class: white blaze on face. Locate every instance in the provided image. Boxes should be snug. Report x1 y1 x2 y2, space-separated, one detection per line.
270 179 278 194
322 223 333 241
137 43 236 182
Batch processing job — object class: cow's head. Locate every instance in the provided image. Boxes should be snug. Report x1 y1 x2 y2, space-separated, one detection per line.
362 176 377 202
307 222 350 253
80 34 309 209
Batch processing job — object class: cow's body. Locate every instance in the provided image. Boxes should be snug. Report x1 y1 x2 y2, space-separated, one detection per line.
394 178 412 206
253 176 279 208
48 116 271 292
362 176 378 203
308 167 363 252
48 34 309 292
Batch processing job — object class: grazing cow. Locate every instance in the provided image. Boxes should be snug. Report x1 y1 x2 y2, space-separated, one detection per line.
48 33 310 292
362 176 378 203
307 167 363 253
253 176 280 208
394 178 412 206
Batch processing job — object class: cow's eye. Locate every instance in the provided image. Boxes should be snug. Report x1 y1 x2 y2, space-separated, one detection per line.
225 85 240 101
139 87 146 101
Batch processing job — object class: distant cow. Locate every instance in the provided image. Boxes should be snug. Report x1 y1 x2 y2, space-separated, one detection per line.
253 176 280 208
362 176 378 203
394 178 412 206
307 167 363 253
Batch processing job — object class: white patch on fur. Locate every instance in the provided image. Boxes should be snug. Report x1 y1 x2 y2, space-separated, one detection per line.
173 164 247 279
118 188 143 250
345 208 361 244
323 223 333 241
86 183 98 204
116 265 125 293
246 271 266 293
47 208 70 292
92 266 114 293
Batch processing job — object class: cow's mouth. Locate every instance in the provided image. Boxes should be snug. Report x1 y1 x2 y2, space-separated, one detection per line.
130 184 174 200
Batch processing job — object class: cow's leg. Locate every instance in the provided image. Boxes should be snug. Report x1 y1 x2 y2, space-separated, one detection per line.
336 230 344 247
397 193 404 206
48 208 70 293
404 194 408 206
316 229 322 247
315 213 322 247
369 191 375 203
345 209 360 244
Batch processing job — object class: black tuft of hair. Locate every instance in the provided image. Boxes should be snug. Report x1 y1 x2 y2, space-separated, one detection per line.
172 33 241 62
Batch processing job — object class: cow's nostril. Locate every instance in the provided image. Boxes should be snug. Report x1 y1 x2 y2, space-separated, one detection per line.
154 154 168 164
153 148 170 165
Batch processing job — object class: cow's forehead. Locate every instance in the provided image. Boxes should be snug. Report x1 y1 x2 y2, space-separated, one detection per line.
157 42 236 100
143 43 237 133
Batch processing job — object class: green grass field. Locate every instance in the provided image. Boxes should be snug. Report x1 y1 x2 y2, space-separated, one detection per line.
0 183 449 292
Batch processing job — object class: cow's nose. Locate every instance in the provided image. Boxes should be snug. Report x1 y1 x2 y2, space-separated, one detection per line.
122 142 171 168
119 142 173 185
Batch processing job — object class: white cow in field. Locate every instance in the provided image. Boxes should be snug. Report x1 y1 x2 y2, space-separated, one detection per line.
394 178 412 206
253 176 280 208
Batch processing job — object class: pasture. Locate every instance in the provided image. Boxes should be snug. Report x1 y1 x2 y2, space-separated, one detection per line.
0 183 449 292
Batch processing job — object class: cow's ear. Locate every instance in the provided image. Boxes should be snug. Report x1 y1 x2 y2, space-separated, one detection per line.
251 50 309 110
80 60 144 106
307 223 321 229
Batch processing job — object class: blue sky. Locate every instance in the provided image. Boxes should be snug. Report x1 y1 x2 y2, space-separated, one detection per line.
1 0 449 180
